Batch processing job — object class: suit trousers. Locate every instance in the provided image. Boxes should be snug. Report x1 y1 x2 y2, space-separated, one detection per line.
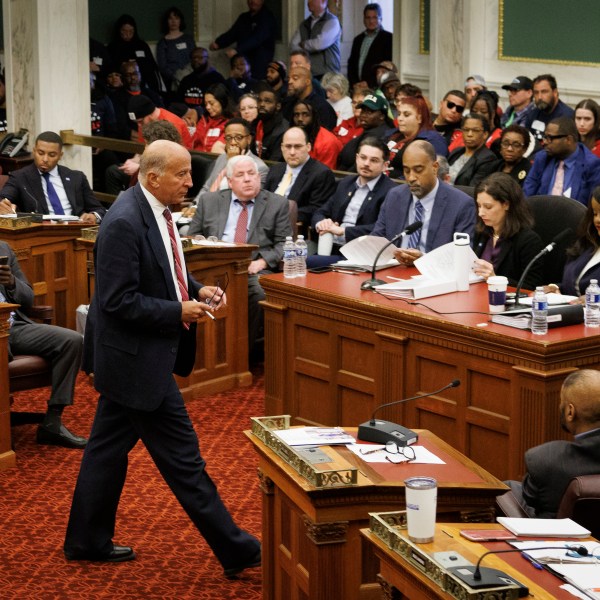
9 320 83 407
64 377 259 568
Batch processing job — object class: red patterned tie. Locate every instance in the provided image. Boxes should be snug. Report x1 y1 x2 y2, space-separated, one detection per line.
163 209 190 329
234 201 251 243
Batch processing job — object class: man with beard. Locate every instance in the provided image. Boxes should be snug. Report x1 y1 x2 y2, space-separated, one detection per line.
282 66 337 131
252 83 289 162
177 47 225 110
370 140 475 266
529 74 575 143
523 117 600 205
504 369 600 518
265 60 287 100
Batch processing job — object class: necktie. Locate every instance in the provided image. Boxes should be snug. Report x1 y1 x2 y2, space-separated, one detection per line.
42 172 65 215
275 170 293 196
163 209 190 329
551 161 565 195
234 201 251 243
209 167 227 192
408 200 424 249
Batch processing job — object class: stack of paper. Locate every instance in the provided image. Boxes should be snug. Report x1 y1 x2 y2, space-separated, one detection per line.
272 427 356 446
338 235 399 271
497 517 591 538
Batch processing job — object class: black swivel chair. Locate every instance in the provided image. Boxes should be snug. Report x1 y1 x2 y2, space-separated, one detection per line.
526 195 586 284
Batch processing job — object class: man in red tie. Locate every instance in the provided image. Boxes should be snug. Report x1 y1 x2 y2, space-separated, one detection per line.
188 154 291 358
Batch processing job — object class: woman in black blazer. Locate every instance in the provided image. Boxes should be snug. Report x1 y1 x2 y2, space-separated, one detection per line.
472 172 544 289
494 124 531 186
448 114 498 187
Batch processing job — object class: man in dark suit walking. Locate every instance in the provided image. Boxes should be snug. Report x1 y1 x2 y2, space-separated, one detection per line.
0 131 106 222
64 141 261 576
264 126 336 232
188 155 291 355
347 3 393 89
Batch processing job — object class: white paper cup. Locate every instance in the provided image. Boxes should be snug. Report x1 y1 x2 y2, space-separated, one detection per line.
487 275 508 313
404 476 437 543
317 232 334 256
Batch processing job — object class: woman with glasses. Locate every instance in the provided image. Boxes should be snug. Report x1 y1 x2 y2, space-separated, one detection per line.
238 93 259 126
472 172 544 289
192 83 235 153
447 114 498 187
494 124 531 186
575 99 600 158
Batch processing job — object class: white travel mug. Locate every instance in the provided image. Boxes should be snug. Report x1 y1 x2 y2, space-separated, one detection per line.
318 232 334 256
404 476 437 543
487 275 509 313
454 232 471 292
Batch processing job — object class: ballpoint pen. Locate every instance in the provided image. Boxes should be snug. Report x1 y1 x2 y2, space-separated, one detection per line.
521 552 543 570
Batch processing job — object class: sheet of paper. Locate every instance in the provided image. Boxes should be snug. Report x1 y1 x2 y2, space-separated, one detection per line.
189 239 236 247
346 443 446 464
272 427 356 446
42 214 81 222
340 235 398 265
510 541 599 564
514 292 578 306
550 564 600 598
414 241 483 283
560 583 593 600
497 517 591 537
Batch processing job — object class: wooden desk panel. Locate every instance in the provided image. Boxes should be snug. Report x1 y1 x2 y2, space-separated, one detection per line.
0 304 18 471
246 428 507 600
260 271 600 481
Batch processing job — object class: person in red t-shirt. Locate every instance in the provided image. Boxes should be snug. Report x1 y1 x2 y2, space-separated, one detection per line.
192 83 235 152
333 86 367 146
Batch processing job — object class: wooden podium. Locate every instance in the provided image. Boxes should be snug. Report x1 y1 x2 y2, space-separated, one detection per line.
246 422 507 600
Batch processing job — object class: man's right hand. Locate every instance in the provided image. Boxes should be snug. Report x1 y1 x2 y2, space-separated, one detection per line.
0 198 16 214
0 263 15 288
181 300 214 323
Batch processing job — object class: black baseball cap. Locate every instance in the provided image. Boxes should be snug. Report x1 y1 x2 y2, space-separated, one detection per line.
502 76 533 92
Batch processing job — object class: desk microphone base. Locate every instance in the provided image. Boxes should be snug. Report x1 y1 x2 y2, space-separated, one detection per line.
361 277 385 290
357 419 418 447
447 566 529 597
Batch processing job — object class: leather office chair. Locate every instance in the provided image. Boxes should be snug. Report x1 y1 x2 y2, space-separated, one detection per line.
496 474 600 538
8 305 54 421
526 195 586 284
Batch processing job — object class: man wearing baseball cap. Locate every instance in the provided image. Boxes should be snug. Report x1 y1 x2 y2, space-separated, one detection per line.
500 76 535 128
337 94 394 172
265 60 287 99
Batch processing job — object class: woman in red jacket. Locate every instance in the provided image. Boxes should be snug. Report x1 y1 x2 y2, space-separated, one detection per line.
192 83 234 153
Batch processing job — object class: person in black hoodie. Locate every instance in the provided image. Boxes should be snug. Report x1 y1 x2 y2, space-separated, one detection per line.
252 82 288 162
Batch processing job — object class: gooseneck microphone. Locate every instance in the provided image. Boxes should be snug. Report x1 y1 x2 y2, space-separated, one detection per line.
448 544 589 591
357 379 460 447
361 221 423 290
512 228 573 309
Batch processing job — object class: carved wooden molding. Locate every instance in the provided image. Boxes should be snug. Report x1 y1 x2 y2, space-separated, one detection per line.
256 468 274 495
302 516 348 545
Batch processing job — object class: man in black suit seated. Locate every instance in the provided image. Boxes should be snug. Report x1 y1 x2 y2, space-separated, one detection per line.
506 369 600 518
264 127 336 234
0 241 86 448
0 131 106 223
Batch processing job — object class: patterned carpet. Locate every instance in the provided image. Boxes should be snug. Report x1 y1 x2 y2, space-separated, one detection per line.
0 369 265 600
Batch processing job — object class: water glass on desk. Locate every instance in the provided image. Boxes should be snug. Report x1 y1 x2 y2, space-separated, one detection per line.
404 476 437 543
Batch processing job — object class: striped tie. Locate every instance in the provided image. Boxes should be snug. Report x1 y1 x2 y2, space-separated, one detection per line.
234 201 251 243
408 200 424 249
163 209 190 329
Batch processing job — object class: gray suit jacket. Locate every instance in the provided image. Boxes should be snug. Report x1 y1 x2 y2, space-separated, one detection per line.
188 189 291 270
194 151 268 204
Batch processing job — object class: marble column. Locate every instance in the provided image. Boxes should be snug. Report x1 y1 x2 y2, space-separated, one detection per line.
428 0 465 105
3 0 91 175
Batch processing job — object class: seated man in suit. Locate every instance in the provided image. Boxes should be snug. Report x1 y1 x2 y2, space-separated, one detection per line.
0 241 86 448
309 136 397 265
188 155 291 355
523 116 600 206
0 131 106 223
264 126 336 234
505 369 600 518
371 140 476 266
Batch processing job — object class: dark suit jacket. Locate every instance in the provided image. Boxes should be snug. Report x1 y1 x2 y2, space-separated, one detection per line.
523 143 600 206
370 181 476 251
264 158 336 224
522 428 600 518
561 247 600 296
347 29 393 88
83 184 200 411
188 189 291 270
448 145 498 187
311 174 397 242
2 163 106 218
0 241 34 326
473 228 544 289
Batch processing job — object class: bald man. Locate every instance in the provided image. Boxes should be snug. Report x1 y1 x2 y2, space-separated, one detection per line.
507 369 600 518
64 141 261 576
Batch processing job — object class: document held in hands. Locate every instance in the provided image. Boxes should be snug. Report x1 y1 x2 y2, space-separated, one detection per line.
338 235 399 270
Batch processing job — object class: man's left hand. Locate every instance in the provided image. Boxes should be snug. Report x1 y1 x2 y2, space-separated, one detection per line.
248 258 267 275
80 213 97 224
198 285 227 310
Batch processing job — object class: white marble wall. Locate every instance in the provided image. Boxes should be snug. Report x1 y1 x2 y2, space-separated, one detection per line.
3 0 91 175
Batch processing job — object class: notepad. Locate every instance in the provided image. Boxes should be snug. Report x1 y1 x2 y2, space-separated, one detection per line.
497 517 591 538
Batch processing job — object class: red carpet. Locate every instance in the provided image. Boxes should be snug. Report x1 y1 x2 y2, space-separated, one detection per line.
0 369 265 600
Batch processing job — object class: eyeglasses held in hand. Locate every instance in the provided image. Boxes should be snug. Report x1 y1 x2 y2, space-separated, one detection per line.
205 272 229 309
360 441 416 464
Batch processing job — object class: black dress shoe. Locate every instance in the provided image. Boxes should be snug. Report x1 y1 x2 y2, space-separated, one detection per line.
223 548 262 579
36 423 87 449
65 545 136 563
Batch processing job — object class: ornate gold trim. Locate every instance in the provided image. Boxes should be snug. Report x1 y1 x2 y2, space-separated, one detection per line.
419 0 429 55
498 0 600 67
303 517 348 545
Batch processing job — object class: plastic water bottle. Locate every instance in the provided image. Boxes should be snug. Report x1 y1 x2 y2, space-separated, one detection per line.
585 279 600 327
295 235 308 277
531 286 548 335
283 236 296 278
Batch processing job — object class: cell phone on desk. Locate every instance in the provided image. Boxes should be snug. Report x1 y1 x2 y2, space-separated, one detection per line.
308 265 332 274
460 529 516 542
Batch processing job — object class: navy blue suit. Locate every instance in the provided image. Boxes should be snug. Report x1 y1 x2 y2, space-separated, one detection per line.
561 248 600 296
65 184 259 568
523 143 600 205
371 181 476 250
